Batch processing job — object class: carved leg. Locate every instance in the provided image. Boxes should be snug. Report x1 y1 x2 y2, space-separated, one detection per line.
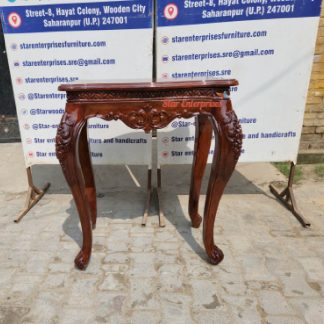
56 110 93 270
189 115 212 228
203 101 242 265
79 120 97 229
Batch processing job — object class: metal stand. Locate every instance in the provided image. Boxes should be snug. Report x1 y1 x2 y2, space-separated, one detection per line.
269 162 310 228
142 168 152 226
141 133 166 227
156 168 166 227
14 167 50 223
141 167 166 227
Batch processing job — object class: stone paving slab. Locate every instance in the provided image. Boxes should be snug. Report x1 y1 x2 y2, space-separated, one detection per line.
0 143 323 323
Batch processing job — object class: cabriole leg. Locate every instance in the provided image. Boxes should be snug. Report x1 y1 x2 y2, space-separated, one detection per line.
56 109 93 270
79 120 97 229
189 114 212 228
203 101 242 265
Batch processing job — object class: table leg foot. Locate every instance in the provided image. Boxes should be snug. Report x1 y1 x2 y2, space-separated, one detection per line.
74 250 90 270
191 214 202 228
207 245 224 265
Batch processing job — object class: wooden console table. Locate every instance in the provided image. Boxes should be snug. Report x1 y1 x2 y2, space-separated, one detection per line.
55 80 243 270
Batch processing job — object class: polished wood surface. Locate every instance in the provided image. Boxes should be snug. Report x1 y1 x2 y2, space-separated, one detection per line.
56 80 243 270
59 79 238 91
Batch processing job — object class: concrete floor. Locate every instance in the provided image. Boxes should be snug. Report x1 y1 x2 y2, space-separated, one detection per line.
0 143 323 323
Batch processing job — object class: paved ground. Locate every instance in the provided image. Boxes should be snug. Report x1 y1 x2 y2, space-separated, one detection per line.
0 143 323 324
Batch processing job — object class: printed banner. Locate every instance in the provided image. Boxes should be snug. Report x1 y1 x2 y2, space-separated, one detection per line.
1 0 153 166
156 0 322 164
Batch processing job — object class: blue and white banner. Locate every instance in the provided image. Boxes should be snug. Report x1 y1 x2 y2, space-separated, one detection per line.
2 1 152 33
156 0 322 163
1 0 153 166
157 0 321 26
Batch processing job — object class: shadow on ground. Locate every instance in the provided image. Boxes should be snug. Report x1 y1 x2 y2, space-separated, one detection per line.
31 164 263 195
36 163 264 261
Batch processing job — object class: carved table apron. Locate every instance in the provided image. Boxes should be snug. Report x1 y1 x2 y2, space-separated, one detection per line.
55 80 243 270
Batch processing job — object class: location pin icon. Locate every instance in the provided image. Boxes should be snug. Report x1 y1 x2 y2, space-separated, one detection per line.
168 6 174 16
12 15 17 24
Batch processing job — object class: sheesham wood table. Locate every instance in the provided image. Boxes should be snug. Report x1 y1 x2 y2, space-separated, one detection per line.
55 80 243 270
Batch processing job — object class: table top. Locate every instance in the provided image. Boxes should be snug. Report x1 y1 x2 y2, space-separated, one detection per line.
59 79 238 92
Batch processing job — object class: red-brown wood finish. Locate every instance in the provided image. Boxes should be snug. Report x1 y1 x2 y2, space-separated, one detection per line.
55 80 243 270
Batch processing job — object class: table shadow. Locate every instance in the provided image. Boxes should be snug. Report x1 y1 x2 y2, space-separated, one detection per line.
60 163 264 265
29 126 269 260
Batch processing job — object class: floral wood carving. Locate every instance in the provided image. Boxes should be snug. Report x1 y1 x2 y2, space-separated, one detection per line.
97 105 202 133
221 110 243 161
67 88 225 102
55 113 78 166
